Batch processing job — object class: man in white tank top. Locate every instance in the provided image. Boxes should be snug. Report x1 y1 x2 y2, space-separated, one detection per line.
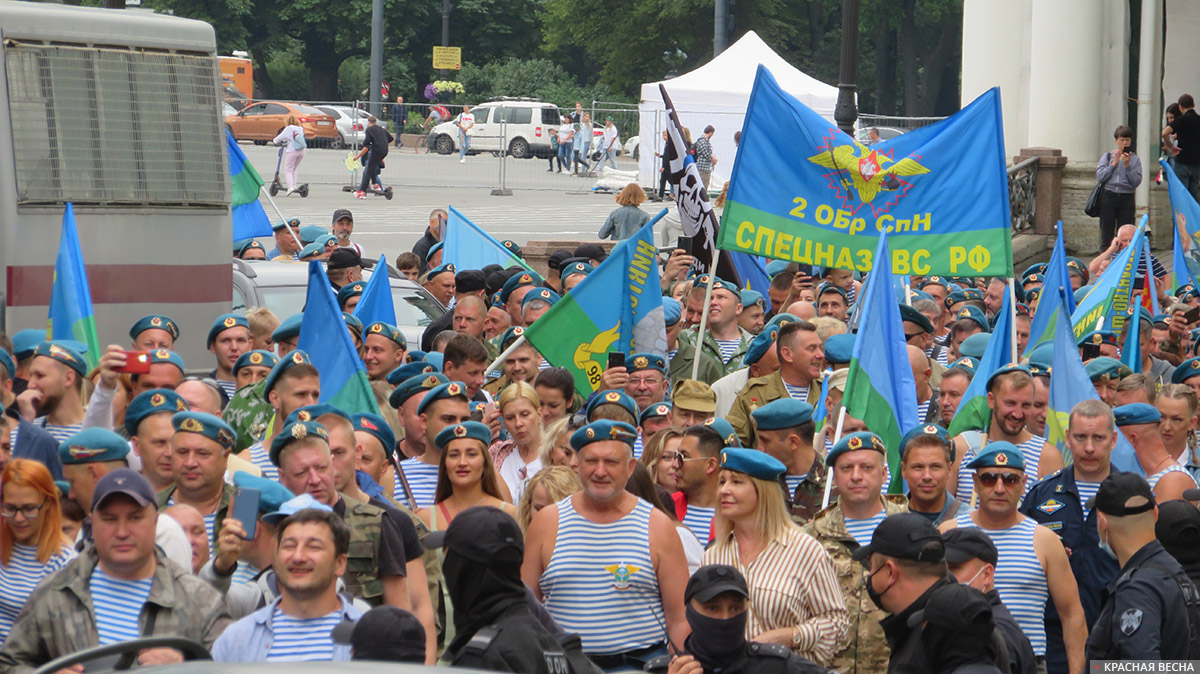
522 419 689 670
1112 403 1197 502
939 443 1088 674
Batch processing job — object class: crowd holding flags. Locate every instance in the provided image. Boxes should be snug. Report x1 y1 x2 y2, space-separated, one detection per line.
297 261 380 415
48 204 101 369
353 254 398 326
947 290 1014 437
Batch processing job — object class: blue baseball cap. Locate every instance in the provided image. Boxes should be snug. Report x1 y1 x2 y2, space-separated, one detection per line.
262 493 333 526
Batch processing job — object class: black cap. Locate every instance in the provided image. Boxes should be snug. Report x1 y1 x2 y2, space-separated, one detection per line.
331 606 425 663
1156 500 1200 563
547 249 574 271
422 506 523 564
1086 470 1156 516
907 583 995 636
454 269 486 294
331 208 354 224
483 271 509 297
685 564 749 603
941 528 998 566
92 468 157 511
327 248 362 270
851 512 945 564
573 243 607 262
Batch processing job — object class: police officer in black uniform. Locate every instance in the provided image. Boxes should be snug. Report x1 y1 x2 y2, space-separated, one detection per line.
644 565 830 674
1085 471 1195 660
1158 492 1200 587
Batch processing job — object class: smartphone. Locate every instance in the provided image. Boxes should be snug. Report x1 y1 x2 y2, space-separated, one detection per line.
676 236 693 254
229 486 261 541
113 351 151 374
607 352 625 369
1186 306 1200 325
1081 342 1101 361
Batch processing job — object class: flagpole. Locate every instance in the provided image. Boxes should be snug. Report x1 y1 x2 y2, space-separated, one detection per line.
486 335 526 376
260 186 304 250
690 252 722 382
820 406 848 510
1007 277 1018 363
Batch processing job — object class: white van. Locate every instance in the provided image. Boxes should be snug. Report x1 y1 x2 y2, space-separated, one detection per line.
429 98 561 159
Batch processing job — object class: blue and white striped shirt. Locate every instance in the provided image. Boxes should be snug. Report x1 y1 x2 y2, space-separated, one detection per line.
0 544 75 642
266 607 342 661
784 383 810 402
246 442 279 481
632 435 644 460
216 379 237 401
89 567 153 645
917 399 931 422
843 511 887 545
956 434 1046 502
681 505 715 543
714 339 741 363
34 419 83 444
1075 481 1101 518
395 458 439 509
1147 464 1195 492
955 513 1048 655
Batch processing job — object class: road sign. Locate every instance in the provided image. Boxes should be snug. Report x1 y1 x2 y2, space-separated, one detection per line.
433 46 461 70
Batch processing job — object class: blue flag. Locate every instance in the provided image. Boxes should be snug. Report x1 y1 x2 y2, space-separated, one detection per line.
730 252 771 295
1162 159 1200 292
353 255 397 326
1121 302 1141 374
1173 212 1198 294
444 205 534 272
948 289 1014 436
719 66 1013 277
812 369 832 429
1071 217 1146 341
226 131 273 240
1023 223 1075 357
298 261 379 415
48 204 101 370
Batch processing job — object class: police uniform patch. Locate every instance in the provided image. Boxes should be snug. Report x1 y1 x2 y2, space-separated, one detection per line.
1037 499 1065 515
1120 608 1143 635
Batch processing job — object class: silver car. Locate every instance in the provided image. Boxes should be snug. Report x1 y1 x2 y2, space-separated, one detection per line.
316 105 370 149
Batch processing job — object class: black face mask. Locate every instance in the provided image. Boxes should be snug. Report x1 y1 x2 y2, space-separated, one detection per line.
685 604 748 671
866 564 892 612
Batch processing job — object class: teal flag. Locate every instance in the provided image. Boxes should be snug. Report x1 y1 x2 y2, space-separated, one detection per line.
1071 217 1145 341
48 204 100 369
1023 224 1075 357
353 255 397 326
444 205 534 272
948 290 1013 436
298 261 379 415
226 131 273 240
1162 158 1200 292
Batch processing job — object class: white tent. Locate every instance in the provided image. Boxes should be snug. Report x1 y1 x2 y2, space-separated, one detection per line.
637 31 839 189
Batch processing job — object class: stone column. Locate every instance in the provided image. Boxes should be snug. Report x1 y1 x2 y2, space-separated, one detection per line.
1028 0 1103 162
961 0 1032 158
1013 147 1068 236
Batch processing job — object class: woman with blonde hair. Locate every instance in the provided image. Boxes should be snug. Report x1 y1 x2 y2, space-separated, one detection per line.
538 417 581 470
598 183 650 241
515 466 581 531
488 381 543 500
702 448 849 666
271 115 307 194
0 459 76 642
1158 383 1200 481
639 425 685 493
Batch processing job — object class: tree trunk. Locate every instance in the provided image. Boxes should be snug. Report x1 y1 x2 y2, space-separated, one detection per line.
305 34 341 100
251 51 274 100
874 18 898 115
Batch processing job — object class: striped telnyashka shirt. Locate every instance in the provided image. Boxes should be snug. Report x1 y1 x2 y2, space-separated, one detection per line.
246 442 280 481
395 459 439 509
266 608 342 661
956 435 1047 502
955 513 1048 655
89 568 153 645
0 543 76 642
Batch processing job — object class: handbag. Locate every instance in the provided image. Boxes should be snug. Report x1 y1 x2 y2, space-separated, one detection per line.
1085 154 1111 218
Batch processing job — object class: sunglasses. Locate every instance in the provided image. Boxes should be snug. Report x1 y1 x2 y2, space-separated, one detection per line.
976 472 1022 487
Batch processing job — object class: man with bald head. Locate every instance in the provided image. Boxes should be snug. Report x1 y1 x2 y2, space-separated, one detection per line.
176 379 224 416
785 300 817 321
908 345 939 423
452 296 487 340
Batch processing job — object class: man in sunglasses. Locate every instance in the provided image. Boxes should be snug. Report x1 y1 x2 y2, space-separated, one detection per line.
939 444 1087 674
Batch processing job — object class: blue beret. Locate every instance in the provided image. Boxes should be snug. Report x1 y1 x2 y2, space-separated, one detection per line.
424 352 444 371
264 350 313 395
944 289 969 309
270 420 330 466
901 423 952 460
920 276 949 290
1086 357 1123 383
1065 257 1088 281
899 304 933 333
172 411 237 450
570 420 639 451
0 349 13 380
1173 357 1200 384
234 238 265 257
1136 306 1153 325
352 413 396 459
232 471 295 515
1176 283 1197 298
146 348 185 373
315 233 338 250
342 312 363 338
408 350 429 363
33 341 87 377
986 364 1031 390
639 402 672 425
909 289 933 303
435 421 492 450
233 350 277 377
286 404 350 425
426 262 456 282
416 381 469 416
959 333 991 360
953 306 989 332
1023 273 1045 286
500 271 542 303
489 292 504 309
124 389 189 436
11 329 46 360
207 313 250 348
1078 330 1118 348
1182 289 1199 304
298 241 327 260
500 326 526 350
765 313 800 331
740 290 765 311
824 333 855 365
560 261 593 281
297 225 326 244
262 493 333 525
364 322 406 349
387 361 438 387
523 287 561 309
961 288 984 301
751 398 814 431
704 276 740 297
501 240 522 257
586 389 638 421
425 241 444 262
1073 286 1093 305
765 260 791 277
389 372 448 409
949 357 978 376
130 315 179 342
59 428 130 465
1113 402 1162 426
719 447 785 480
662 297 682 327
827 431 886 467
337 282 366 308
1024 287 1042 303
1027 342 1054 369
704 417 741 447
272 313 304 343
816 283 848 303
744 328 777 367
272 218 299 232
1021 263 1047 280
966 442 1025 471
627 353 666 374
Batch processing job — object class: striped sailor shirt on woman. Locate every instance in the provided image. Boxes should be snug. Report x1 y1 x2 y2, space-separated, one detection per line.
0 543 76 642
702 526 849 666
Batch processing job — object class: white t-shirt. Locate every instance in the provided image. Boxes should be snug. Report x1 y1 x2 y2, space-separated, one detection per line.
458 112 475 134
602 126 618 150
557 125 573 143
496 451 542 504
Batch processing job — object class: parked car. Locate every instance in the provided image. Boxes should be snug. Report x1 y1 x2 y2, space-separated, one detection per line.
224 101 338 146
221 101 238 119
428 98 560 159
856 125 906 144
315 105 368 149
624 135 639 160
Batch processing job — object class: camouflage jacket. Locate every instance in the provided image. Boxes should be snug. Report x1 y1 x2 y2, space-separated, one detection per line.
787 455 828 525
800 495 909 674
338 493 387 605
0 549 232 674
727 371 821 448
222 378 273 454
668 337 725 387
682 325 753 377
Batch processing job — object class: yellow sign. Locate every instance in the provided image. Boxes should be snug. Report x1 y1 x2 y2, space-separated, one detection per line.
432 46 461 70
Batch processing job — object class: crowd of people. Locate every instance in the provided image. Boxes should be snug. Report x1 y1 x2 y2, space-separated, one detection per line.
5 141 1200 673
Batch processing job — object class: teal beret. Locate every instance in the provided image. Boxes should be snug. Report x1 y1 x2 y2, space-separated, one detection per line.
744 328 777 367
59 428 130 465
961 288 984 301
740 290 765 311
949 357 978 376
387 361 438 386
232 471 295 515
1113 402 1162 426
435 421 492 450
627 353 666 374
425 352 444 371
426 262 456 282
719 447 785 480
1173 357 1200 384
1176 283 1196 298
270 420 330 466
207 313 250 348
560 261 593 281
570 420 639 451
0 349 13 380
172 411 236 450
920 276 949 290
899 304 933 334
586 389 638 421
1078 330 1118 348
662 297 682 327
704 417 741 447
264 349 313 395
272 314 304 343
824 334 855 365
500 326 526 351
416 381 469 416
337 282 366 308
352 413 396 459
490 291 504 309
271 218 298 232
146 348 185 373
711 277 740 296
233 350 277 377
816 283 848 304
365 322 406 349
960 333 991 360
501 240 522 257
944 289 969 309
1015 303 1031 318
901 423 952 460
389 372 448 409
1085 357 1123 383
298 225 329 245
827 431 886 467
130 315 179 342
1027 360 1051 377
500 271 542 304
1024 287 1042 303
523 287 561 309
298 241 326 260
33 341 87 377
1065 257 1088 281
765 312 801 332
966 442 1025 471
765 260 790 277
286 404 350 425
751 398 814 431
408 350 429 362
910 289 934 303
639 402 672 425
425 241 444 262
987 364 1031 390
234 238 265 258
343 312 363 338
124 389 188 436
1023 273 1045 286
11 330 45 360
262 493 333 525
953 306 989 332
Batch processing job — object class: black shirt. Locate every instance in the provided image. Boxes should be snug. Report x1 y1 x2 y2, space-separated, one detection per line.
1172 109 1200 166
363 124 392 158
367 496 424 564
1085 540 1192 660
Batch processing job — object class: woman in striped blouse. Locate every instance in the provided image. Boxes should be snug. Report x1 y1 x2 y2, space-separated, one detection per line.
702 448 849 666
0 459 76 642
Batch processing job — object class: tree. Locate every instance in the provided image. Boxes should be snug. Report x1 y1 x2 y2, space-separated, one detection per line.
457 57 623 105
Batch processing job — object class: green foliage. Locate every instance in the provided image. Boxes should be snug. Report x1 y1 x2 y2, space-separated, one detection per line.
457 58 627 107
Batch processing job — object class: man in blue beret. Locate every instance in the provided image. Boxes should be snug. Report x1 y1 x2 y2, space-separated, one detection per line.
351 412 396 490
751 398 825 522
899 424 963 526
235 238 267 260
501 271 543 327
338 281 366 312
362 322 407 382
130 349 186 397
559 261 592 293
233 350 277 392
737 289 766 335
727 320 824 447
948 306 989 361
941 441 1088 672
207 314 252 400
1 352 62 480
1112 403 1196 501
639 402 673 437
266 218 302 261
125 388 189 491
130 315 180 352
389 373 451 507
238 351 320 481
663 296 723 387
521 287 559 326
158 412 238 565
271 313 304 359
16 342 89 445
600 353 668 414
396 381 472 509
524 419 689 665
683 277 753 377
423 263 457 307
906 345 940 425
1085 357 1123 405
816 284 849 322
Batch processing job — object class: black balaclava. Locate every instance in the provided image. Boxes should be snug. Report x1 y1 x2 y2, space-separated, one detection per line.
683 603 749 672
442 549 526 656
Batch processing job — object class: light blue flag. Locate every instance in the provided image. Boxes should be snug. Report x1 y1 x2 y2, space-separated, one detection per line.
48 203 101 369
1071 217 1146 341
812 369 832 428
1161 158 1200 292
1121 302 1141 374
1023 223 1075 357
948 289 1013 436
226 131 273 240
730 252 771 295
444 205 535 272
298 261 379 414
1047 302 1141 473
1173 214 1198 293
353 255 397 326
